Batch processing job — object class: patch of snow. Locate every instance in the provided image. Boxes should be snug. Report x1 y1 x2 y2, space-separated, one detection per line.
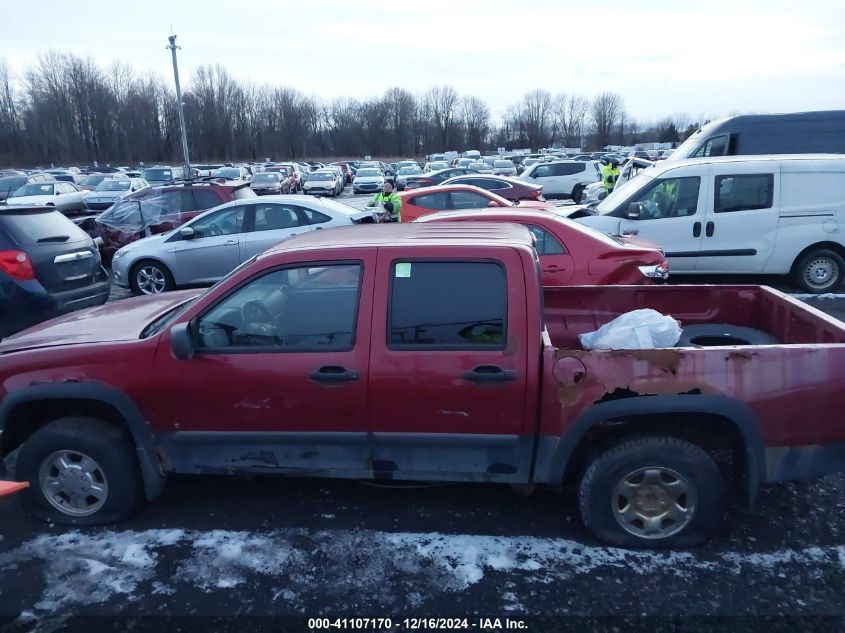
4 527 845 621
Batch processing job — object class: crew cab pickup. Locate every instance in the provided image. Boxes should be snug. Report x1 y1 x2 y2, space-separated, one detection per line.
2 223 844 548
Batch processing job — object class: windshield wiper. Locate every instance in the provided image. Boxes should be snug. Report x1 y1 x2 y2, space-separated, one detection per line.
37 235 70 243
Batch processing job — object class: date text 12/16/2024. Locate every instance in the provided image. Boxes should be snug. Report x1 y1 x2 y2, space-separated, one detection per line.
307 617 529 630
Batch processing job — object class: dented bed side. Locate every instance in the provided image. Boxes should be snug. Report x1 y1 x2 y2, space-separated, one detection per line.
533 284 845 491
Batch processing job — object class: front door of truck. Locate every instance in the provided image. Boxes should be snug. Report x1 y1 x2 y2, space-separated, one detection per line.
152 254 375 475
367 249 532 482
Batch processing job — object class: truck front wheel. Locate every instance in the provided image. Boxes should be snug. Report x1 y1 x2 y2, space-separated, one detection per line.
16 417 143 526
577 435 725 548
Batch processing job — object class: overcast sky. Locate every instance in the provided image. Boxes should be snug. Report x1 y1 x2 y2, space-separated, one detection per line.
3 0 845 124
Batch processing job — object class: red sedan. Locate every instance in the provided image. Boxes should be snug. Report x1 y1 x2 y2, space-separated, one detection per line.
416 209 669 286
399 184 554 223
440 174 544 201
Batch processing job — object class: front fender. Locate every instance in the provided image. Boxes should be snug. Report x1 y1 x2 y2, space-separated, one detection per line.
0 381 166 501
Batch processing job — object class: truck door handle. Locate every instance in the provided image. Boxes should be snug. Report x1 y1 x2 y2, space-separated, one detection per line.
544 265 565 272
693 222 701 237
309 366 359 383
462 365 517 383
705 221 715 237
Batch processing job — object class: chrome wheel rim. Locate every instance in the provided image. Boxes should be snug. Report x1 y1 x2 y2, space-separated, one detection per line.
38 450 109 516
803 257 839 290
136 265 166 294
612 466 696 539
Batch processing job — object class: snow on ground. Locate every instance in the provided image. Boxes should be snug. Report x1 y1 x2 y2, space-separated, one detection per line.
2 527 844 621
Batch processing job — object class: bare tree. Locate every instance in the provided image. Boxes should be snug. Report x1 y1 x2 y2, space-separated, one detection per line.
514 89 552 150
425 85 459 149
552 93 589 148
461 95 489 151
591 91 624 149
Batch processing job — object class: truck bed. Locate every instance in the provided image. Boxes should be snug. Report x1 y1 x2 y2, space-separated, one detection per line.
543 284 845 348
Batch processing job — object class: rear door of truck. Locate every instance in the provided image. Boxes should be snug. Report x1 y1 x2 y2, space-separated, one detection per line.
367 247 533 482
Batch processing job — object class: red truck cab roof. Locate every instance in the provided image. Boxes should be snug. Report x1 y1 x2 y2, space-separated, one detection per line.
260 222 536 258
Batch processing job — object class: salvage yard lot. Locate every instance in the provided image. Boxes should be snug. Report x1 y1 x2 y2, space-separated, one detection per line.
3 192 845 629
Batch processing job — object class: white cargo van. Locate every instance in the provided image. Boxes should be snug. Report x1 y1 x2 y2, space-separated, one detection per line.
572 155 845 292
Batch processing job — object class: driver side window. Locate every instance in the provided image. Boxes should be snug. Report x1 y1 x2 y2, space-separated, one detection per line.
190 206 244 238
196 263 363 351
627 176 701 221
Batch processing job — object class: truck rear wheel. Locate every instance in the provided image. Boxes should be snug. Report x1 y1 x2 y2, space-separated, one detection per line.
577 435 725 548
16 417 143 526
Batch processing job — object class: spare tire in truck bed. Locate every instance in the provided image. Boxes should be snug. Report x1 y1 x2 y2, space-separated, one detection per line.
676 324 779 347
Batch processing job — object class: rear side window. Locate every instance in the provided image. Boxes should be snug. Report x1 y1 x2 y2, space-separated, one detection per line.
715 174 774 213
449 191 491 209
552 163 585 176
193 189 223 210
693 135 729 158
0 210 86 245
303 208 332 224
410 192 450 211
389 261 507 349
252 204 306 231
526 225 566 255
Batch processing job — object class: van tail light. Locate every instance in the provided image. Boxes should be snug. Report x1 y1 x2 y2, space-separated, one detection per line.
0 250 36 281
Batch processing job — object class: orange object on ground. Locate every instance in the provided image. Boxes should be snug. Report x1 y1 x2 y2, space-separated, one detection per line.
0 481 28 498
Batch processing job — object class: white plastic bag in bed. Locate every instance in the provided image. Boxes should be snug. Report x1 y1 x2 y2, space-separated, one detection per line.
578 309 682 350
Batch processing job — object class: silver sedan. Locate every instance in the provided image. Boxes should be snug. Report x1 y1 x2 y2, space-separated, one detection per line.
111 196 380 295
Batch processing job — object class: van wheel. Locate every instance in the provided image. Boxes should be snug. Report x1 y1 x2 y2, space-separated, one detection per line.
16 417 143 526
572 185 585 203
794 249 844 293
578 435 725 548
130 260 174 295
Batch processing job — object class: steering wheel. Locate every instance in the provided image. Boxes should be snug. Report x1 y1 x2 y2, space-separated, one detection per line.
208 223 223 236
241 299 274 328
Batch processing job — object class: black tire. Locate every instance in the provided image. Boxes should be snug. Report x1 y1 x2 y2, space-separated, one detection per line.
578 435 725 548
129 259 175 295
16 417 143 526
793 248 845 293
676 324 779 347
572 185 584 204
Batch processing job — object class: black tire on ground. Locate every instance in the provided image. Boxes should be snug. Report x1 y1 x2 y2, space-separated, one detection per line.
578 435 725 548
572 185 584 203
793 248 845 294
16 416 144 526
129 259 175 295
676 324 779 347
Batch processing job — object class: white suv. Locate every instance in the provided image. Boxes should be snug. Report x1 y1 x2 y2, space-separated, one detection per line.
520 160 601 201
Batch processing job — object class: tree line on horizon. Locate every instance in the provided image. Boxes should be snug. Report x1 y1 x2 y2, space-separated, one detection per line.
0 52 703 166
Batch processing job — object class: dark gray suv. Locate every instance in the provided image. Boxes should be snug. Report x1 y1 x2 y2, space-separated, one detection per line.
0 206 109 338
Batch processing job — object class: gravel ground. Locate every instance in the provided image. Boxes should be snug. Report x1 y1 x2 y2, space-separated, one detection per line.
3 185 845 631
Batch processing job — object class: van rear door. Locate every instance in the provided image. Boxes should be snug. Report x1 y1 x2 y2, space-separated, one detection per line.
695 163 779 273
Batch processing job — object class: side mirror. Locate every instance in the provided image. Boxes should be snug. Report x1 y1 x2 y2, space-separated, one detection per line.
487 200 502 207
180 226 195 240
170 322 194 360
627 202 643 220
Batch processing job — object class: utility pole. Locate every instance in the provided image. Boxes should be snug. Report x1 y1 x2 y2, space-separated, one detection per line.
166 34 191 179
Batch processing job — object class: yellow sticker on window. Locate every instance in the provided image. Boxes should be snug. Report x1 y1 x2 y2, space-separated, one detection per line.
395 263 412 278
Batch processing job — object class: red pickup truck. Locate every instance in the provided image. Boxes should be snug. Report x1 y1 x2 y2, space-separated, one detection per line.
1 224 844 548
